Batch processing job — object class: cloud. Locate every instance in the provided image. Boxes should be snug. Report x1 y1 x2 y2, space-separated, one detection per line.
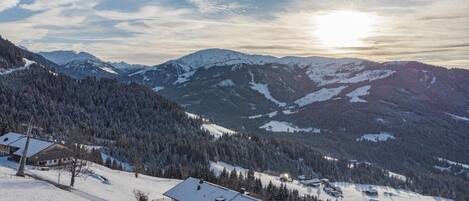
19 0 89 11
0 0 19 12
1 0 468 68
186 0 244 15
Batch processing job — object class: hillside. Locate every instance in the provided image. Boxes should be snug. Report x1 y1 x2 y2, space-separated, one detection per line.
0 157 179 201
123 48 469 192
0 157 453 201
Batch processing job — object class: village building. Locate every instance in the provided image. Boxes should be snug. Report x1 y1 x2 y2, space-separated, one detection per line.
363 186 378 196
279 173 293 182
300 178 321 187
164 177 261 201
0 132 73 166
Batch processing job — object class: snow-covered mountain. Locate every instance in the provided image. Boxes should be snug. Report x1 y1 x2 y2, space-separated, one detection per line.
38 51 148 78
126 48 469 181
109 61 148 73
38 50 98 65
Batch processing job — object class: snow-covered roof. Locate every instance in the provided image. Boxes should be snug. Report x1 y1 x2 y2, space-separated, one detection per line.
2 133 55 157
0 132 25 145
164 177 260 201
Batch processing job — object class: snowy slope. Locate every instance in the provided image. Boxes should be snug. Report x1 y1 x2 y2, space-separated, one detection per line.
0 164 88 201
210 161 453 201
346 85 371 103
185 112 236 138
0 58 36 75
356 132 395 142
259 121 319 133
294 86 347 107
39 51 98 65
201 123 236 138
0 157 180 201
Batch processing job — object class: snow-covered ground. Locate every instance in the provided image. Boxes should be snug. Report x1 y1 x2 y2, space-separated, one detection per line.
388 171 407 182
216 79 235 87
210 161 452 201
152 86 165 91
346 85 371 103
260 121 319 133
248 111 278 119
444 112 469 121
173 70 196 84
339 69 395 84
0 58 36 75
201 123 236 138
249 81 287 107
0 164 88 201
0 157 180 201
99 66 118 74
185 111 236 138
356 132 395 142
436 157 469 169
294 86 347 107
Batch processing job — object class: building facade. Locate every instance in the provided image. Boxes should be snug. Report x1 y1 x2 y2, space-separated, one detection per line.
0 132 73 166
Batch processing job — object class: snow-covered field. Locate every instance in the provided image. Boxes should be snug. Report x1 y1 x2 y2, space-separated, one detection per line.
436 157 469 169
210 161 453 201
152 86 165 91
339 69 395 84
201 123 236 138
248 111 278 119
444 112 469 121
259 121 319 133
0 157 180 201
0 164 88 201
185 111 236 138
249 81 287 107
356 132 395 142
294 86 347 107
0 58 36 75
346 85 371 103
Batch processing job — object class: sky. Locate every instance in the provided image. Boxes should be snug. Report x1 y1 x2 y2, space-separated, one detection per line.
0 0 468 68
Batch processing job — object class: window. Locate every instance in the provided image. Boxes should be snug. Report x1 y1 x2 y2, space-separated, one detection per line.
3 138 8 142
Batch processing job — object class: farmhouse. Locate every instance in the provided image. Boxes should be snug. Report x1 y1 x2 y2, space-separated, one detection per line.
164 177 261 201
0 132 73 166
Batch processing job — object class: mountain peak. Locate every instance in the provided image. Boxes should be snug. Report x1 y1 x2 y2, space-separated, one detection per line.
38 50 99 65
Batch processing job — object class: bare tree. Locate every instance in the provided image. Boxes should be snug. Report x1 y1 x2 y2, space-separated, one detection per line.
133 189 149 201
67 127 90 187
132 156 144 178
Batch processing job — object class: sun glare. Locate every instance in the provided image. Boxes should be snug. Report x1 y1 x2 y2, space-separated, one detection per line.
315 10 375 49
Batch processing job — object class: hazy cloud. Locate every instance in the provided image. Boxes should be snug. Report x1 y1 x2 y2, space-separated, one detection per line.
0 0 19 12
0 0 467 68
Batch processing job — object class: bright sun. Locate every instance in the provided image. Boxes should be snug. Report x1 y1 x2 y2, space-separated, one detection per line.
315 10 375 49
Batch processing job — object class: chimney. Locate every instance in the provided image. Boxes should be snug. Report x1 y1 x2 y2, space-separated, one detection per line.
240 188 246 194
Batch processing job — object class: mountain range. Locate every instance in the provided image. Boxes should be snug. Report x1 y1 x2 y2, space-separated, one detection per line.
2 35 469 200
38 48 469 174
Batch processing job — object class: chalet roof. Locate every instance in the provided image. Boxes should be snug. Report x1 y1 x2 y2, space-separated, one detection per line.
1 132 55 158
30 144 74 162
0 132 25 145
164 177 260 201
